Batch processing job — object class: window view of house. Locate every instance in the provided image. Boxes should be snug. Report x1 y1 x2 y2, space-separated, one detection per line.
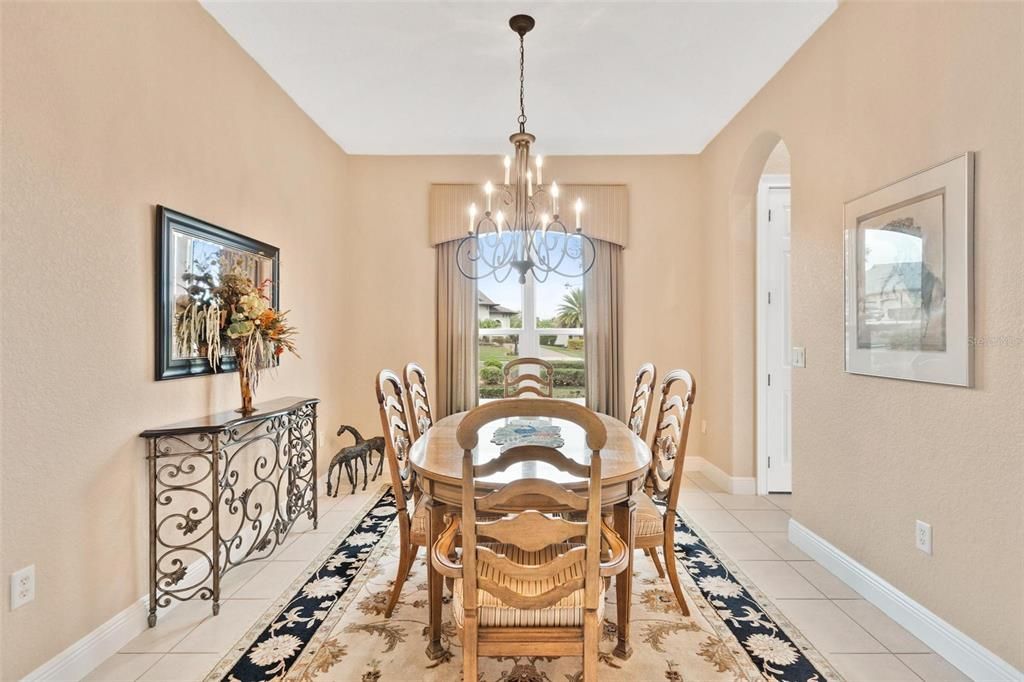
477 241 585 401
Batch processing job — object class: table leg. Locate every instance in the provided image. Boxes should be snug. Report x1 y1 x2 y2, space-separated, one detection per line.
425 496 447 660
613 496 636 659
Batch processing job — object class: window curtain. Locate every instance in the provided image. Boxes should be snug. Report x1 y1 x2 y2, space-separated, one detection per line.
436 241 478 417
584 239 624 419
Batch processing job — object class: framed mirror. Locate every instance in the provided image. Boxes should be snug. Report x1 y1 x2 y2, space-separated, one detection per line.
156 206 280 380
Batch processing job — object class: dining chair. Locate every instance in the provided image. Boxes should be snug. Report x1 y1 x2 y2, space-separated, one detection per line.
626 362 657 441
431 399 629 681
502 357 554 398
632 369 696 615
374 369 427 618
403 362 434 442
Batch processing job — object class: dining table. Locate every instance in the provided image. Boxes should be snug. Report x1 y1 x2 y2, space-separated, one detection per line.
408 406 651 660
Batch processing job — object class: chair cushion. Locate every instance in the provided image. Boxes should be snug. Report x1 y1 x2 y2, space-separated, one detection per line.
452 543 605 628
634 492 665 540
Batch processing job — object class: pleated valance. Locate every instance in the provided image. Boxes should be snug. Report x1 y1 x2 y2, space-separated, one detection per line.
429 183 629 248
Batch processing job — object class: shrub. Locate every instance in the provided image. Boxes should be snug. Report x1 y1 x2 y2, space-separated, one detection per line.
553 368 585 387
567 338 584 351
539 335 556 346
479 319 501 329
479 365 503 385
479 385 505 399
483 358 503 369
549 360 584 370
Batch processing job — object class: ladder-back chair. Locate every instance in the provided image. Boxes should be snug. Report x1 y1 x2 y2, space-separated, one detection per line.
502 357 554 398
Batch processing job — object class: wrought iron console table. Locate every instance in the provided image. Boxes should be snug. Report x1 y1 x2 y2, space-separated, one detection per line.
140 397 319 626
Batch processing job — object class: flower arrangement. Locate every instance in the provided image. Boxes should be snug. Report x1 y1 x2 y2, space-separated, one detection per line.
175 254 298 413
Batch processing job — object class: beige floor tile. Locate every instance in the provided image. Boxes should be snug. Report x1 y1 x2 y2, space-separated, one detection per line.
120 601 212 653
829 653 922 681
315 493 340 514
686 472 724 492
274 531 335 561
677 489 723 510
897 654 971 681
766 493 793 510
774 599 887 654
706 531 779 560
836 601 931 653
753 532 811 560
137 653 223 682
685 507 748 532
709 492 779 510
84 653 161 681
171 599 272 653
219 560 267 598
735 561 824 599
231 561 308 600
310 508 361 535
789 561 860 598
732 509 791 532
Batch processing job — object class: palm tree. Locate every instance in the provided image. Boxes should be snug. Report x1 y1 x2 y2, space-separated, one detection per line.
556 287 584 328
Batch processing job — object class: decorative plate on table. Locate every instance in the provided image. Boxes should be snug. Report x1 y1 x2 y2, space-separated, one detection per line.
490 418 564 451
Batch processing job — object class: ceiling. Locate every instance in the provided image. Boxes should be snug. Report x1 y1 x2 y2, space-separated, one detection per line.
201 1 836 155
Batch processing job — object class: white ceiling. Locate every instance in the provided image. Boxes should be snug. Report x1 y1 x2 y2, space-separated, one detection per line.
201 1 836 155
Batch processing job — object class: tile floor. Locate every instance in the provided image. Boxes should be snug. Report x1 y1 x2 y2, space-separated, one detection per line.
85 474 970 682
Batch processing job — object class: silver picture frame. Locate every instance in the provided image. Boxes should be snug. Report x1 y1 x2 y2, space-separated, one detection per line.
844 153 974 386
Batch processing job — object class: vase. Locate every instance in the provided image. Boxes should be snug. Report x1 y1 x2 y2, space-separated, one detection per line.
237 356 256 415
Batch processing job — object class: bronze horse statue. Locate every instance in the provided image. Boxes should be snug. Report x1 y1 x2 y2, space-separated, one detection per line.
326 425 386 496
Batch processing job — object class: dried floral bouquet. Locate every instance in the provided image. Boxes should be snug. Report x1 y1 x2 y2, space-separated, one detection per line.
175 255 298 413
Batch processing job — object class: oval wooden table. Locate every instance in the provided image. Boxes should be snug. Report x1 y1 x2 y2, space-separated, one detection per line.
409 408 651 661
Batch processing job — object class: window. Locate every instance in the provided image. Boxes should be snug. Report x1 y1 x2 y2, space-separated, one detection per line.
477 237 585 402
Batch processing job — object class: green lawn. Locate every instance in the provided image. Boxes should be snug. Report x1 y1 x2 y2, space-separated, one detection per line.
540 343 584 359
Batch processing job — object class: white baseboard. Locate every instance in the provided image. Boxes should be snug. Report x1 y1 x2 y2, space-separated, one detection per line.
27 476 334 681
23 594 153 681
684 455 757 495
789 519 1023 682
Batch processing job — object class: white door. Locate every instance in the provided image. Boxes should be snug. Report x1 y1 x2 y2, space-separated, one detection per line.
765 187 792 493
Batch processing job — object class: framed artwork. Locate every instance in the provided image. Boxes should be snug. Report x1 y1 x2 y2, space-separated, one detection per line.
156 206 280 380
844 153 973 386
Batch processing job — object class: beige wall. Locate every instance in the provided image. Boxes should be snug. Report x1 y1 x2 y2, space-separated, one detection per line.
340 155 705 446
697 0 1023 668
0 2 350 677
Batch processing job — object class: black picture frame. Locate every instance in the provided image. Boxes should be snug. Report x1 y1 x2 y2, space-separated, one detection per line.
156 206 280 380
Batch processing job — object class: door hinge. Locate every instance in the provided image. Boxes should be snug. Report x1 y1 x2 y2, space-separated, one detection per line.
768 456 772 467
768 209 773 221
768 290 772 305
768 373 772 387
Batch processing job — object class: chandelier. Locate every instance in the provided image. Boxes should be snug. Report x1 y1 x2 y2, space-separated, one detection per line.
456 14 596 284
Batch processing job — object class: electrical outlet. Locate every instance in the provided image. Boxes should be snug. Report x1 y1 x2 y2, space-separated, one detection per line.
700 419 708 434
10 565 35 610
915 520 932 555
791 346 806 368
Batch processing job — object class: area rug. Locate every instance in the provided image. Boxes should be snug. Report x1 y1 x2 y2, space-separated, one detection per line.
208 485 840 681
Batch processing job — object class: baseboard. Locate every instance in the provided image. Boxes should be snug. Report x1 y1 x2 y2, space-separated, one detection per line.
27 476 335 680
23 594 152 681
789 519 1023 682
684 455 757 495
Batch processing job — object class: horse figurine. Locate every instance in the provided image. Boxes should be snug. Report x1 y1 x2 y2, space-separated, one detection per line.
326 425 386 496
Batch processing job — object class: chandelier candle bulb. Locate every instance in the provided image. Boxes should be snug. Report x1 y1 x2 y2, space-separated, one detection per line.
551 181 560 214
503 156 511 185
575 198 583 231
541 213 550 234
495 210 505 235
484 180 493 212
469 203 478 234
536 155 543 184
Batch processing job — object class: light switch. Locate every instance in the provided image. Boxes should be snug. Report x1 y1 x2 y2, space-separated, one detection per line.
791 346 806 368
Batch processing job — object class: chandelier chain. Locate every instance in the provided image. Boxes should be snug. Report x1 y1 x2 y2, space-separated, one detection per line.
518 33 527 131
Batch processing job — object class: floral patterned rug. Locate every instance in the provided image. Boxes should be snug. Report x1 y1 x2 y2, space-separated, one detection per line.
208 485 840 681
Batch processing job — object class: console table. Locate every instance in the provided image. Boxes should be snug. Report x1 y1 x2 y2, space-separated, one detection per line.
140 397 319 626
